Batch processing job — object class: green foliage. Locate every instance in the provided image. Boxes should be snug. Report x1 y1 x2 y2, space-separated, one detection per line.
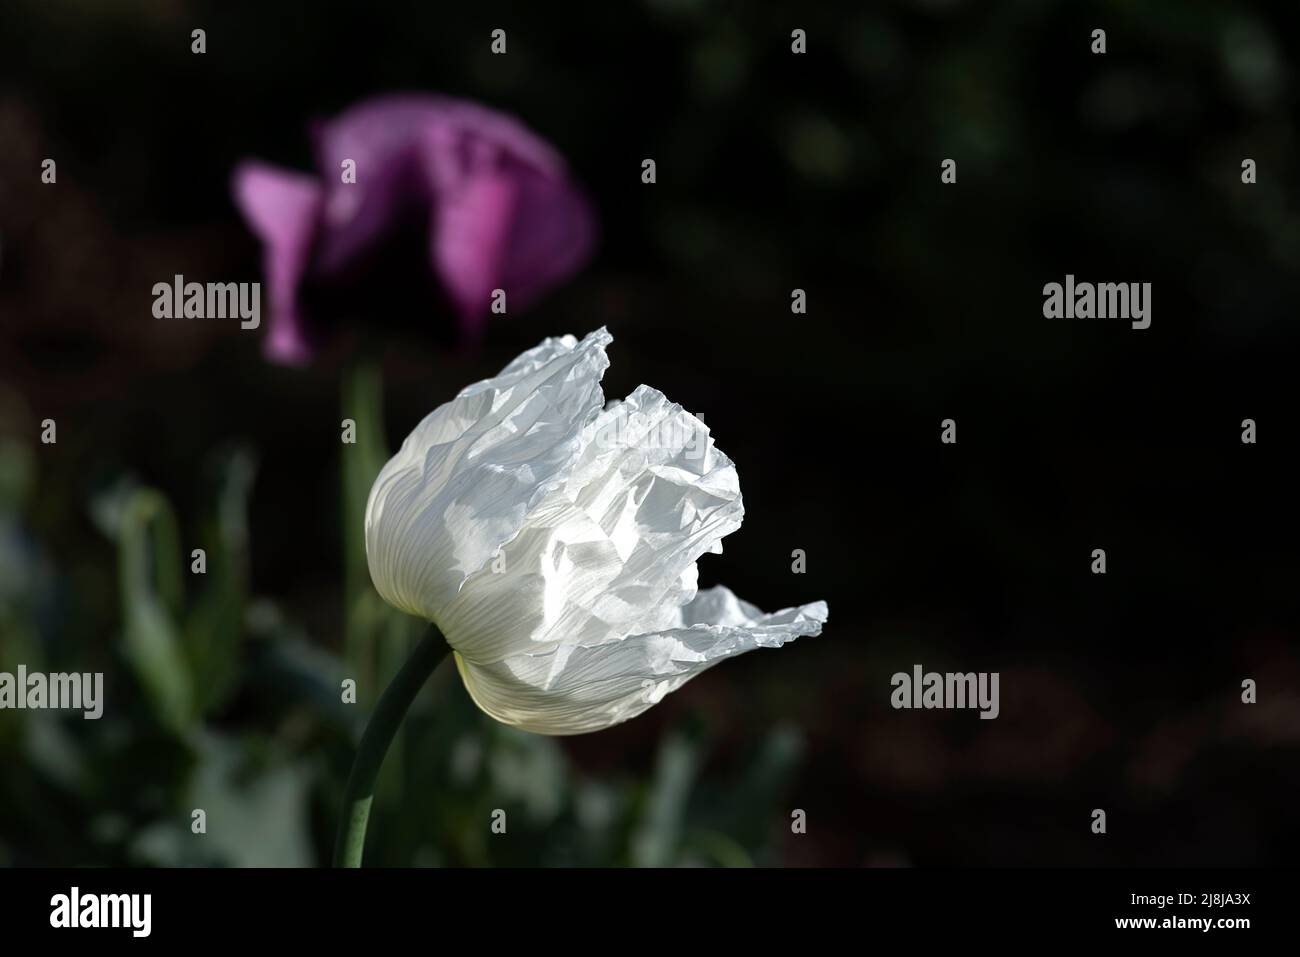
92 446 255 734
0 373 803 867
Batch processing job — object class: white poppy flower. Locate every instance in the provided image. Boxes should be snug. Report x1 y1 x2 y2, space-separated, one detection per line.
364 327 827 734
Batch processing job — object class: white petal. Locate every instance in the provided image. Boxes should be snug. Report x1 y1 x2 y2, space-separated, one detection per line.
455 586 828 735
365 328 612 622
437 386 743 663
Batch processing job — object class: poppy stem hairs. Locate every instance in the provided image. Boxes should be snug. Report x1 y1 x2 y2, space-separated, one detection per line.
333 625 450 867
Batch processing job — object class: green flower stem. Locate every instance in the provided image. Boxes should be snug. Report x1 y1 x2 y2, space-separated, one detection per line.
334 625 451 867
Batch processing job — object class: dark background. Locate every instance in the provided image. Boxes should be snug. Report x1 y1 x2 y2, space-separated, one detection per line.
1 0 1297 866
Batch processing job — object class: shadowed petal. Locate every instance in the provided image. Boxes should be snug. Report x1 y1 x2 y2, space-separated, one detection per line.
455 587 829 735
364 328 613 622
231 160 323 364
438 385 743 664
429 167 518 339
234 94 596 359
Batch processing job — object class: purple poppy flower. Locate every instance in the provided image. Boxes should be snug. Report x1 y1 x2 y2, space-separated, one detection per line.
232 94 597 364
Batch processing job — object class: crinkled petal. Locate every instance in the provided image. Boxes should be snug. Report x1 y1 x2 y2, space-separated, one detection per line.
455 586 828 735
230 160 323 364
437 384 743 663
364 328 612 622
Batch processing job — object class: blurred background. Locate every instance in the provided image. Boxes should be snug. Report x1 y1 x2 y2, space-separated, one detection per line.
1 0 1298 866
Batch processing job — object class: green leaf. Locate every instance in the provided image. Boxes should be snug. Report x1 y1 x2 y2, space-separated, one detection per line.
117 489 193 733
340 360 390 701
630 731 702 867
185 446 257 716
